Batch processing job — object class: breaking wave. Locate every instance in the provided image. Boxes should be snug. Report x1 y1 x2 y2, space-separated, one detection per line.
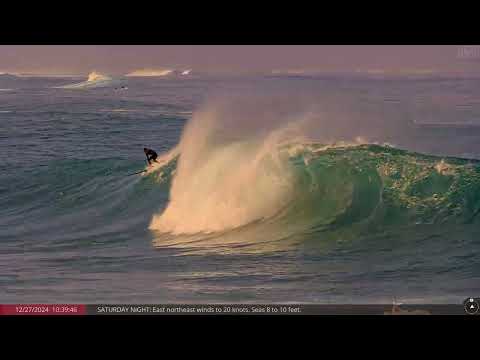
147 96 480 246
56 71 115 89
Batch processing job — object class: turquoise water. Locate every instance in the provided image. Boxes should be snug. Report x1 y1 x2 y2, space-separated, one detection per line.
1 74 480 303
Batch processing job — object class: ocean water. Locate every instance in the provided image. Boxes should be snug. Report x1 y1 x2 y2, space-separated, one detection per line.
1 73 480 304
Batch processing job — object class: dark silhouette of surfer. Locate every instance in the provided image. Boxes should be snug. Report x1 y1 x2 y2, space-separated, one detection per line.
144 147 158 165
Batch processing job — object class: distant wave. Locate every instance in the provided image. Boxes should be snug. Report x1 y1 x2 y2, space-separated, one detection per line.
0 72 20 78
271 69 314 75
269 69 447 79
125 68 193 77
100 109 135 113
86 71 110 82
358 69 438 76
55 71 115 89
125 69 174 77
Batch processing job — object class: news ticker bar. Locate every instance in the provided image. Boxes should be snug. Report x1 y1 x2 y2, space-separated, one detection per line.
0 303 478 315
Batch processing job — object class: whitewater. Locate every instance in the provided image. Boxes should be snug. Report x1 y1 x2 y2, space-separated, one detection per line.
56 71 118 89
1 74 480 303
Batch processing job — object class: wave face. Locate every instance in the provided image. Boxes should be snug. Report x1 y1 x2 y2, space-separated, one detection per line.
57 71 115 89
150 142 480 237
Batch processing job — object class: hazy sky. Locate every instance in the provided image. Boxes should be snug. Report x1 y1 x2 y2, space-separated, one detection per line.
1 45 479 75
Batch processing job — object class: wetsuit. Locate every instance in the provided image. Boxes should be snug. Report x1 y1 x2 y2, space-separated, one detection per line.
145 148 158 164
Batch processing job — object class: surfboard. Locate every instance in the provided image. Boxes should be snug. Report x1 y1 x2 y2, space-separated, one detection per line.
141 161 163 176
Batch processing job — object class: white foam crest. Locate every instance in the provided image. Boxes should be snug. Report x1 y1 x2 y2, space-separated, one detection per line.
125 69 173 77
148 106 312 234
86 71 111 82
56 71 113 89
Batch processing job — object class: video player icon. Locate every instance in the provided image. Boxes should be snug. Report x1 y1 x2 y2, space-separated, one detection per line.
464 298 479 315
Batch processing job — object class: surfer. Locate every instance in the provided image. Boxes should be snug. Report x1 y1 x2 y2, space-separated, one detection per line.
144 147 158 165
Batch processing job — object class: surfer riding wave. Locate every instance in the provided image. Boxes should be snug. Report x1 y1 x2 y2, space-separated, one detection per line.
144 147 158 165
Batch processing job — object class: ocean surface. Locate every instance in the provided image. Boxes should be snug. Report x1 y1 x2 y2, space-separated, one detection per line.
1 73 480 304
